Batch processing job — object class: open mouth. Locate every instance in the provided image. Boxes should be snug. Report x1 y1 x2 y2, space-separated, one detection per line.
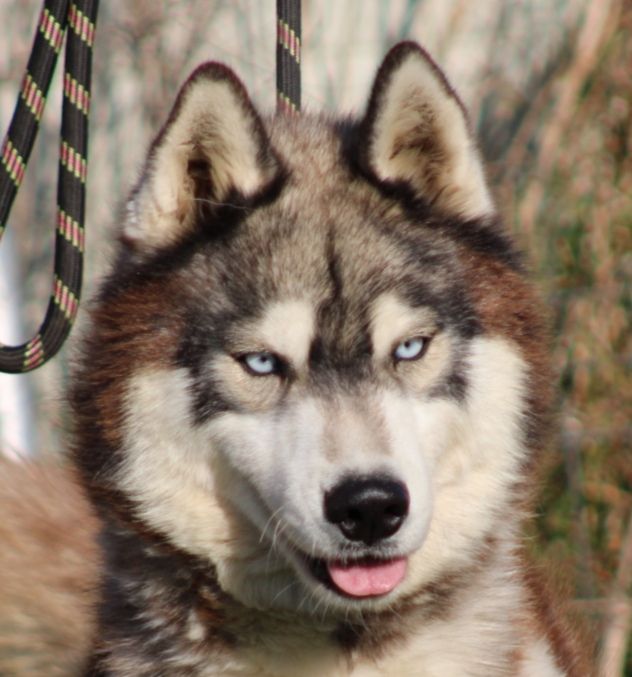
306 555 408 598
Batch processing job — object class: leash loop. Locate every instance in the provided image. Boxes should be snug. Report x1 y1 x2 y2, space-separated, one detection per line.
0 0 98 373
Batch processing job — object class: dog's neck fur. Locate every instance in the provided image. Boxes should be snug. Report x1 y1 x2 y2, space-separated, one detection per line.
89 514 563 677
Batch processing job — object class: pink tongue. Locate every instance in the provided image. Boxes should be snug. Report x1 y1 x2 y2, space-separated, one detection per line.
327 557 407 597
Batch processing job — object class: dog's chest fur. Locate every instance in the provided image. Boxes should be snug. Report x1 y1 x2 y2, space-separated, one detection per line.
91 529 562 676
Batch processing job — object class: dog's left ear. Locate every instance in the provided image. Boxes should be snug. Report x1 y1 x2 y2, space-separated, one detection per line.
357 42 493 220
123 62 282 253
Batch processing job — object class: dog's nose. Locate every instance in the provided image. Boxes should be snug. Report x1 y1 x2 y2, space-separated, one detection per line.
324 477 409 545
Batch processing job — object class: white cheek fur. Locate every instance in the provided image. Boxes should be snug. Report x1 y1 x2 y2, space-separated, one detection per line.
114 335 528 612
402 336 529 590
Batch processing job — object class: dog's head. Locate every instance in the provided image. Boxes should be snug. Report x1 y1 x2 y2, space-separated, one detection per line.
73 43 550 616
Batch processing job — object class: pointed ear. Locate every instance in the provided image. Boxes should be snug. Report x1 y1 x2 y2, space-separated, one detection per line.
124 63 282 252
357 42 493 220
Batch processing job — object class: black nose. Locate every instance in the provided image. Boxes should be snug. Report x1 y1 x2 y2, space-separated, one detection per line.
324 477 409 545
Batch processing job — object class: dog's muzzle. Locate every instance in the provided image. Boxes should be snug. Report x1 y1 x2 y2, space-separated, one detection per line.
315 475 410 598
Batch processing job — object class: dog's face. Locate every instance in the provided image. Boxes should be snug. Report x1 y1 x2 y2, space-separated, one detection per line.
75 44 549 616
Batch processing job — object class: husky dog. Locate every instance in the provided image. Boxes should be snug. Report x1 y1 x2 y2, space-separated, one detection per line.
0 42 589 675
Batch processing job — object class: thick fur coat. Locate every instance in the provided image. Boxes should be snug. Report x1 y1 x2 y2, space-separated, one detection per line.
0 43 590 676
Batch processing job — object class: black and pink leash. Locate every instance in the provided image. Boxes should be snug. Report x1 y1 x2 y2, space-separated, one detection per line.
0 0 301 373
276 0 301 115
0 0 98 373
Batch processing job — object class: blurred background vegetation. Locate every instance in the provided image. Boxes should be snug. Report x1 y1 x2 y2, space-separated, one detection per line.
0 1 630 674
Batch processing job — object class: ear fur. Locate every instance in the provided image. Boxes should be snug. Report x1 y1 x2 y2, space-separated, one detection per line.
124 63 282 252
358 42 493 220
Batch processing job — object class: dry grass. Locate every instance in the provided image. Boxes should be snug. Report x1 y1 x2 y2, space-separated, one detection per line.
481 3 631 673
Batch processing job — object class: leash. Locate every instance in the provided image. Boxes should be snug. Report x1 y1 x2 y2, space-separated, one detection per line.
276 0 301 114
0 0 98 374
0 0 297 373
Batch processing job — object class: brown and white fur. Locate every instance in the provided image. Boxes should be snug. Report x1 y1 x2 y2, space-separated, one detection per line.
0 43 590 676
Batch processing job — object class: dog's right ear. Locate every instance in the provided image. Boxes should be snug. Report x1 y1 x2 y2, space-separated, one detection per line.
123 63 282 253
356 42 493 220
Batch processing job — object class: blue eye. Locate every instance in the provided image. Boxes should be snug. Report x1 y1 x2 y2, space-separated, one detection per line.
393 337 426 362
241 351 280 376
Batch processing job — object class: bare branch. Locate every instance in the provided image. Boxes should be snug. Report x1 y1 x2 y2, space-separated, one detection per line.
598 514 632 677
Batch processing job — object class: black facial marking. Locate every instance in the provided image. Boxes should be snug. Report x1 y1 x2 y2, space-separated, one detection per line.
175 311 237 424
304 227 375 385
429 357 469 402
423 212 524 271
326 224 345 305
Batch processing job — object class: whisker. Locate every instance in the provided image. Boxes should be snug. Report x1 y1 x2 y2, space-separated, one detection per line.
259 506 285 545
193 196 250 211
269 580 297 607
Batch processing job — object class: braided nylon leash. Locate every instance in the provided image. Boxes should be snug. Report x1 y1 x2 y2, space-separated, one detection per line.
1 2 296 372
0 0 98 373
276 0 301 114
